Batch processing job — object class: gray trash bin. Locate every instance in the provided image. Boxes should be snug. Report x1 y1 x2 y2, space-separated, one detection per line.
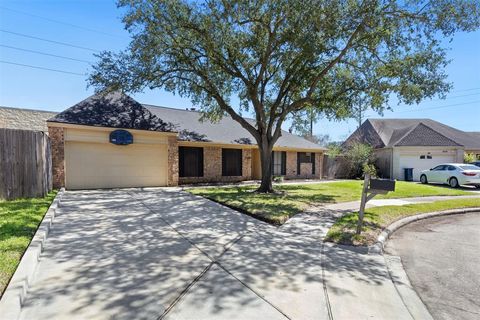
404 168 414 181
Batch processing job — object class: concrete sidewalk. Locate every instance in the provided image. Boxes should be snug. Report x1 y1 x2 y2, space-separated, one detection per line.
322 194 480 211
1 188 440 320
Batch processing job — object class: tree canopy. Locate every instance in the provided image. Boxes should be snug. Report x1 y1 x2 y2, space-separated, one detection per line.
89 0 480 192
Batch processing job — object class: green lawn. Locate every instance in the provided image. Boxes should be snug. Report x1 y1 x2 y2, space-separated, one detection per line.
0 191 57 296
325 198 480 246
188 180 470 224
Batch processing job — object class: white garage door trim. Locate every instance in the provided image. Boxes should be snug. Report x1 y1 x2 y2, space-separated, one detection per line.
398 153 456 181
65 141 168 189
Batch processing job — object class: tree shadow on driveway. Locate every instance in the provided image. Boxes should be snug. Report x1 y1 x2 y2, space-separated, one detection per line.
18 188 410 320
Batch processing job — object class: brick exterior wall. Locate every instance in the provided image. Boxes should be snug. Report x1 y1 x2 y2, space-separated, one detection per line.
285 151 323 179
48 124 322 188
286 151 298 177
167 136 179 186
48 126 65 188
179 147 252 184
0 107 57 132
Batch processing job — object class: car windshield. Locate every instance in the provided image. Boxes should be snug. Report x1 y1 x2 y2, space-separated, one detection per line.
459 165 480 170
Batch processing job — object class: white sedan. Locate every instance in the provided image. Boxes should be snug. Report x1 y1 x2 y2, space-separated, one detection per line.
420 163 480 188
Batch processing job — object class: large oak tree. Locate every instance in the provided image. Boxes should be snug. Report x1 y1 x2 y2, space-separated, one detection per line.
89 0 479 192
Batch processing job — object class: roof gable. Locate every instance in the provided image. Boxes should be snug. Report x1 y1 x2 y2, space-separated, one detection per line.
343 119 385 148
352 118 480 149
394 123 462 147
48 91 175 132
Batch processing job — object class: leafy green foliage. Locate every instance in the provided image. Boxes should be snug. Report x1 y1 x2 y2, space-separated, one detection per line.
0 191 57 296
464 153 477 163
362 163 378 177
88 0 480 190
344 142 376 178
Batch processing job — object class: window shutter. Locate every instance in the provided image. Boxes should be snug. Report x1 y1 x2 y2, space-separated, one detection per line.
271 152 274 175
238 149 243 176
297 152 301 175
312 152 315 175
222 149 242 176
179 147 185 177
198 148 204 177
281 151 286 175
179 147 203 177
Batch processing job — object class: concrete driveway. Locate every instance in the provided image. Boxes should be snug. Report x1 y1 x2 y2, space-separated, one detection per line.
15 188 417 320
385 212 480 320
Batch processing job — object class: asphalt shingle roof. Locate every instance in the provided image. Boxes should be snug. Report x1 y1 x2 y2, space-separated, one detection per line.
48 91 175 132
362 119 480 149
393 123 461 146
48 91 325 150
144 104 325 149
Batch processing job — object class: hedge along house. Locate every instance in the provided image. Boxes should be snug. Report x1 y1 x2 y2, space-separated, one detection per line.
47 91 326 190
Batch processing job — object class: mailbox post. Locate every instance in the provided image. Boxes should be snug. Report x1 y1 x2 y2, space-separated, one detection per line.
356 174 396 235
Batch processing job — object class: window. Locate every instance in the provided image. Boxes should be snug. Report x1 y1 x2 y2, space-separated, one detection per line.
447 165 456 171
420 155 425 159
272 151 286 176
432 165 446 171
427 155 432 159
179 147 203 177
297 152 315 175
222 149 242 176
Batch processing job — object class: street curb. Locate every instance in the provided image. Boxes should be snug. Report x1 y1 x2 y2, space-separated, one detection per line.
372 208 480 320
383 254 434 320
369 207 480 254
0 188 65 320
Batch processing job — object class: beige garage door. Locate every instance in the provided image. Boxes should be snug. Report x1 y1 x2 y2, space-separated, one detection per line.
65 141 168 189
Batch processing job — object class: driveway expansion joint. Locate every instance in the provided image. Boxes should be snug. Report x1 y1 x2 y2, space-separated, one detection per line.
133 192 290 319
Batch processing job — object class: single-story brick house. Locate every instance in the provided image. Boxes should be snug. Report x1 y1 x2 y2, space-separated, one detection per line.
46 91 326 189
344 119 480 181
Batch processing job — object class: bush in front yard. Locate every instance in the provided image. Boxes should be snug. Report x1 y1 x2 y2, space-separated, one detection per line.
344 143 377 178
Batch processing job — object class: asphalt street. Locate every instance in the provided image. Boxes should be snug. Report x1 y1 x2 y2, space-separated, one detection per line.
386 212 480 320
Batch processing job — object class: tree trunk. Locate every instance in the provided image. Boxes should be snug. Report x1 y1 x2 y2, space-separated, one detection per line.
257 139 275 193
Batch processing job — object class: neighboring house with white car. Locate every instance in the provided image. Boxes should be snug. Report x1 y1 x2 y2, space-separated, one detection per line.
344 119 480 181
420 163 480 189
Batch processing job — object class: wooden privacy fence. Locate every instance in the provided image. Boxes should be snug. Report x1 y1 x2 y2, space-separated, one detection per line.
322 154 350 179
0 128 52 200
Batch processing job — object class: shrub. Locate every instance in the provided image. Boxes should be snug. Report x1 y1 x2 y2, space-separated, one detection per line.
344 143 376 178
362 163 378 178
464 153 476 163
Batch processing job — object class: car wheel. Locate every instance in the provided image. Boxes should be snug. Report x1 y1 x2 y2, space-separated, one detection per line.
449 177 459 188
420 175 428 184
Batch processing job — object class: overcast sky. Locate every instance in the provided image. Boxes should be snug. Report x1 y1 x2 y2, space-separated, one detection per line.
1 0 479 141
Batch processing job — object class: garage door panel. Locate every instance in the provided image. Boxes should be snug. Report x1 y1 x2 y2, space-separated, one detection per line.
66 142 168 189
399 154 455 181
